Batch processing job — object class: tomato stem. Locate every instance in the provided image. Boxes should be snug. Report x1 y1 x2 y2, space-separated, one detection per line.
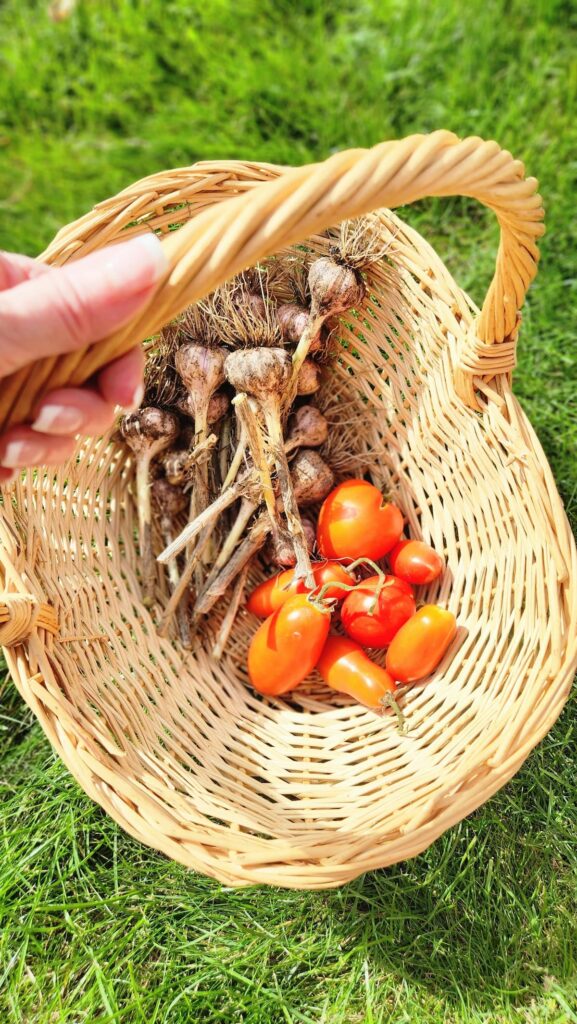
310 581 358 607
346 556 385 578
367 573 390 616
380 692 407 734
344 558 386 616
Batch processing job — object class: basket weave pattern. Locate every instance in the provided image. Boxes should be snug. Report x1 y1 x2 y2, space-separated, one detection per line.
1 131 575 888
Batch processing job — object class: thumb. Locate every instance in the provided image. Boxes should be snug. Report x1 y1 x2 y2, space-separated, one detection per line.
0 233 167 378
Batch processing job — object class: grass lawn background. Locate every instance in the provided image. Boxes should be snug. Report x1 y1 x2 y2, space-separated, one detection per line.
1 1 576 1021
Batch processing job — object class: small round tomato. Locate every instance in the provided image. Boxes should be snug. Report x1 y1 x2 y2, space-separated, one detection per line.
317 636 396 709
317 479 403 562
386 605 457 683
388 539 443 585
246 561 353 618
248 593 331 695
311 561 354 602
340 574 416 647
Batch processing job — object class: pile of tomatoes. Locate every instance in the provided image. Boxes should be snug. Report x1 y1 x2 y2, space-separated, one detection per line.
245 479 457 711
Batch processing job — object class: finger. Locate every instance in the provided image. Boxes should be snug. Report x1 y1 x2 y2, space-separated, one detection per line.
0 233 166 377
30 387 118 438
0 250 52 291
97 344 145 410
0 427 77 469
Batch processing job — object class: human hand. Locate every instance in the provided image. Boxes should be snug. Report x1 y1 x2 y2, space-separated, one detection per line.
0 233 167 483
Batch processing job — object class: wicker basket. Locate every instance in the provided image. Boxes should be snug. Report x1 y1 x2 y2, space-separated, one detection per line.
1 131 576 889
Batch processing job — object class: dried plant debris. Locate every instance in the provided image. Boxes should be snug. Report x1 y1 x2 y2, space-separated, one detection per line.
337 215 396 269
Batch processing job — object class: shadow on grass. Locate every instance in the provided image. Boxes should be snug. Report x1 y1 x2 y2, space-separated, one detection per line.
327 691 577 1013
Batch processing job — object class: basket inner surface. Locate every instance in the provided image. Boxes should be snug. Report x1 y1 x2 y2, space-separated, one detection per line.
5 214 573 869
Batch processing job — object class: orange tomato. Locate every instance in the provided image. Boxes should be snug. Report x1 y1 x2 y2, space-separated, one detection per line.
317 636 397 709
340 574 416 647
386 605 457 682
246 561 353 618
248 593 331 696
388 539 443 585
317 479 403 562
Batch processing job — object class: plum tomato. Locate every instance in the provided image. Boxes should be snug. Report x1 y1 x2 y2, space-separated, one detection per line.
388 539 443 585
247 593 331 696
317 636 397 709
386 604 457 683
246 561 353 618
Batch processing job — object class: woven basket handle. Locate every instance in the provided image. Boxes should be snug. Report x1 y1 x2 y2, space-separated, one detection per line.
0 130 543 426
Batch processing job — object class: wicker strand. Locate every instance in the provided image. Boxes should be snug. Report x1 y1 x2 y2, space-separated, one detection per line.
0 595 58 646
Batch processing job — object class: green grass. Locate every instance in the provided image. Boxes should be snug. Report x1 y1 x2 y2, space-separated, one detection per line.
1 1 576 1021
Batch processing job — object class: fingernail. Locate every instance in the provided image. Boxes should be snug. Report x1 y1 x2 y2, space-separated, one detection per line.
125 383 145 413
102 233 167 293
2 441 45 468
31 404 84 435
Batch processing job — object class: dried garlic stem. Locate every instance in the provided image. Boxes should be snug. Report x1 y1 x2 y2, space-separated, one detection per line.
175 342 225 577
226 349 312 585
190 405 210 515
212 565 249 660
121 407 179 607
219 414 232 488
215 407 328 569
194 451 334 619
213 496 256 571
157 522 215 638
261 393 313 587
175 344 225 510
232 394 278 538
157 470 258 564
152 479 191 647
222 426 247 490
135 456 155 604
287 315 324 403
165 553 192 648
193 513 270 619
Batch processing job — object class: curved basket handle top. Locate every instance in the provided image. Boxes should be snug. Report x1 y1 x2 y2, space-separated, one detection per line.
1 131 544 427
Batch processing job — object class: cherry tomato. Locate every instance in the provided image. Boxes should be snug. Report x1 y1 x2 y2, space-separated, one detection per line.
386 605 457 683
248 593 331 696
246 561 353 618
340 574 416 647
317 636 396 709
317 479 403 562
388 539 443 585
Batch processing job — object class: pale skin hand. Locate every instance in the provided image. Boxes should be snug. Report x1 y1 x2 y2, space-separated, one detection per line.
0 233 167 483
